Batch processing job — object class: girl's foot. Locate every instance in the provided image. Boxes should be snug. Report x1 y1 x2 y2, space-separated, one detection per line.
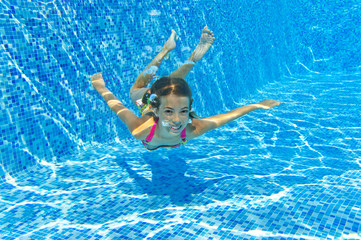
163 29 177 52
189 26 215 62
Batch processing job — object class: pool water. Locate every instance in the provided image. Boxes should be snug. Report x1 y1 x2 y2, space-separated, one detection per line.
1 0 361 239
1 73 360 239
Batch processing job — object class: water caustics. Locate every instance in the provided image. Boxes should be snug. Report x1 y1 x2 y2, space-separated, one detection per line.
1 0 361 239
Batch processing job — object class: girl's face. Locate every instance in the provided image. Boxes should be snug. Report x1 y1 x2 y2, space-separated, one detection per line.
155 93 190 136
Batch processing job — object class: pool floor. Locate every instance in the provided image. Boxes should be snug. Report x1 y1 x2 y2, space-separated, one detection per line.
1 73 361 239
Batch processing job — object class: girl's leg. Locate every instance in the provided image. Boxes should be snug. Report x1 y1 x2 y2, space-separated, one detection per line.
130 30 177 92
169 26 215 79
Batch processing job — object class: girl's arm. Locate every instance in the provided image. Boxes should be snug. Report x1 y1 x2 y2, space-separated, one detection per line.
91 73 145 135
190 99 281 138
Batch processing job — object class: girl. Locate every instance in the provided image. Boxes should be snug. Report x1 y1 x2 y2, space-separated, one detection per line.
91 26 280 151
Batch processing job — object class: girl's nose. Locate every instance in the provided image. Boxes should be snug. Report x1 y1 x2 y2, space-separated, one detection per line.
172 113 181 123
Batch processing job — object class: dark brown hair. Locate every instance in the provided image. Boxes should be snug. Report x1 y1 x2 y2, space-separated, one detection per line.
142 77 200 118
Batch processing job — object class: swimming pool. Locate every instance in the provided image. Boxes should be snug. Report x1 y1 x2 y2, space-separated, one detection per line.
1 0 360 239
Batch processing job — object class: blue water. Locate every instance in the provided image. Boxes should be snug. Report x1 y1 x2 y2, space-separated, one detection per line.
1 0 361 239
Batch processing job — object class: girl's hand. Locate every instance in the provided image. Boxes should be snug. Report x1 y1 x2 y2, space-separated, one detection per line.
254 99 281 109
91 72 106 89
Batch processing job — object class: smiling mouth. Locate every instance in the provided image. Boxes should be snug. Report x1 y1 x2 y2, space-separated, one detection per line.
170 125 181 131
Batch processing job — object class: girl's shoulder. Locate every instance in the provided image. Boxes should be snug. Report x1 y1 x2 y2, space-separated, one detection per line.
185 118 204 140
185 118 217 140
132 114 155 140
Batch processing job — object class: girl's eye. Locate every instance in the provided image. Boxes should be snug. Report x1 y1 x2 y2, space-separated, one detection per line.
165 110 173 114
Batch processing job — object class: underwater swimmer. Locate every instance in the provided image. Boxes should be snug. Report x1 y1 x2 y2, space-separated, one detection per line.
91 26 281 151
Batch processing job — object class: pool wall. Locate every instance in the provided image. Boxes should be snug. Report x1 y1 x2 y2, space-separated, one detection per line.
0 0 359 178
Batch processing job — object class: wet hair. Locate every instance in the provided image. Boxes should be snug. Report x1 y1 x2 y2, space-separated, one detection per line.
142 77 200 119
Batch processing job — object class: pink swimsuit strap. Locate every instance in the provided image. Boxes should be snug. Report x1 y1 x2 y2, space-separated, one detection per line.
144 118 186 144
145 118 158 142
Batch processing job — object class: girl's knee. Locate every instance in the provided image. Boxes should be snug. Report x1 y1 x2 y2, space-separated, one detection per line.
130 87 149 105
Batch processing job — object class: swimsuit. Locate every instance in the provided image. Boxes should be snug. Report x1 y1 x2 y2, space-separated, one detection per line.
133 90 188 150
141 118 187 151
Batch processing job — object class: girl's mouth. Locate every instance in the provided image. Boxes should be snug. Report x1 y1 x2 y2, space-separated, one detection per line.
170 125 181 131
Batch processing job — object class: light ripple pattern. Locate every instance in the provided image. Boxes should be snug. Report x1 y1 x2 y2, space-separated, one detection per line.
1 74 361 239
1 0 361 239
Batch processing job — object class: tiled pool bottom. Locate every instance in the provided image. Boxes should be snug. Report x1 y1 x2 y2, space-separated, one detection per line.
1 74 361 240
1 160 361 240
